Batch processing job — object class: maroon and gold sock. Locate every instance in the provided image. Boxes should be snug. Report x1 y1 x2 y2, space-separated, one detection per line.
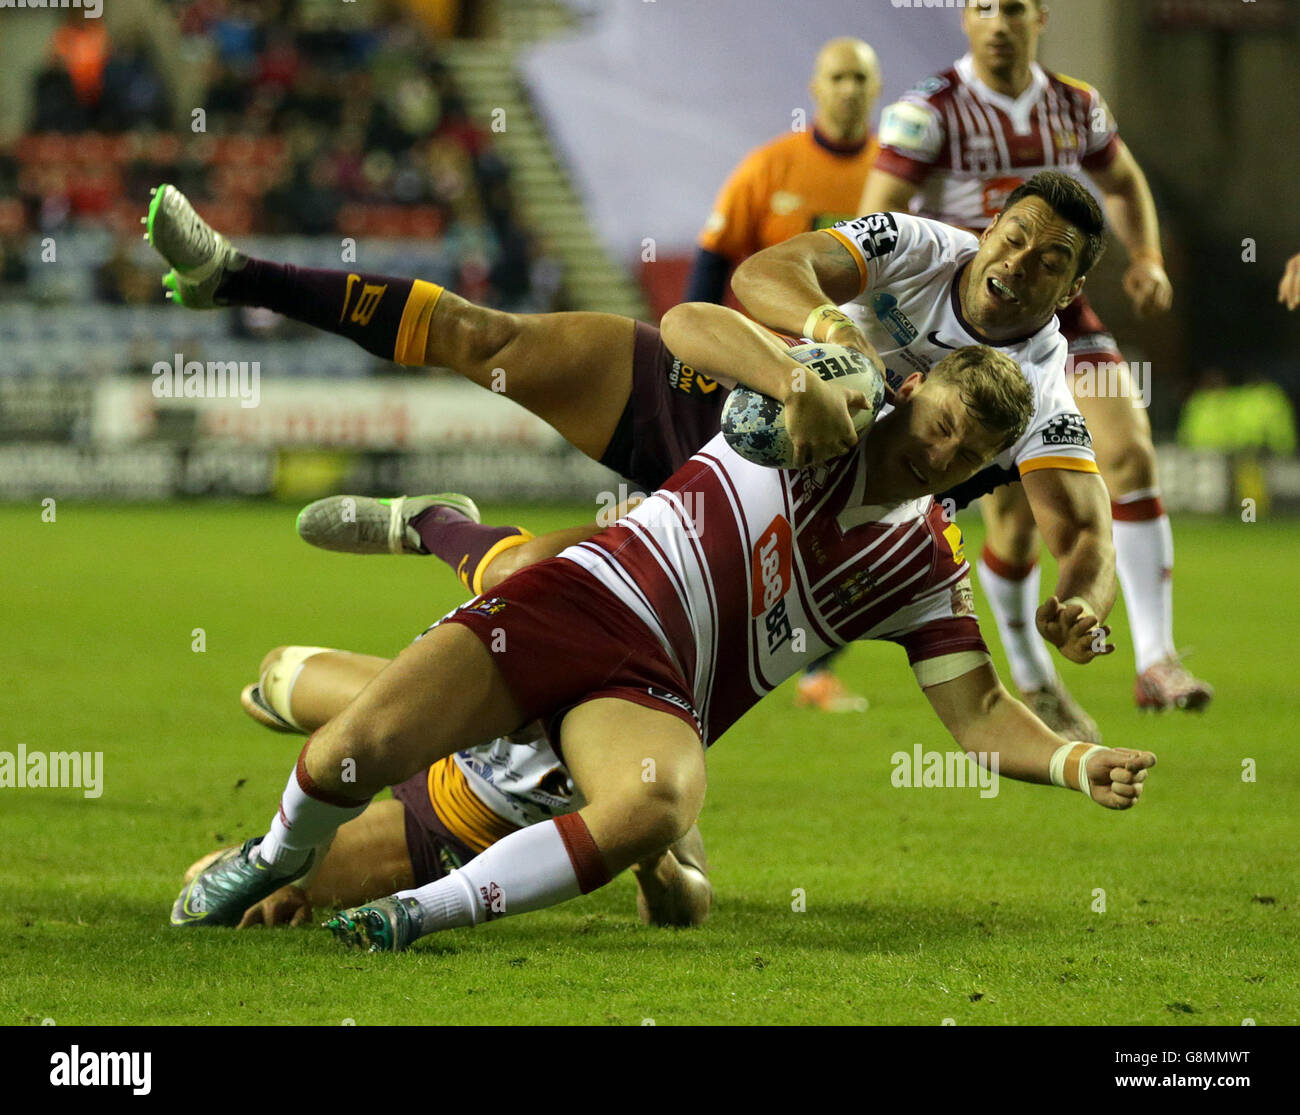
216 259 443 365
410 505 533 594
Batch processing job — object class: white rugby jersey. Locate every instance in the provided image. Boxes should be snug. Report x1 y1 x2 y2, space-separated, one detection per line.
453 725 578 830
874 54 1119 230
827 211 1099 478
562 434 989 746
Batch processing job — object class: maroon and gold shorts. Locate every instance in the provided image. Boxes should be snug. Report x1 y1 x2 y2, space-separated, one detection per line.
389 768 475 886
598 321 727 493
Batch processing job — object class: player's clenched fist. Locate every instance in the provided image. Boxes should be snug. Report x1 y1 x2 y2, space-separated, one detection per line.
1122 256 1173 318
1084 747 1156 811
1036 595 1114 664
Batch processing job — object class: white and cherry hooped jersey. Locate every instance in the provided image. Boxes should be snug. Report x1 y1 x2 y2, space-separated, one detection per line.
873 54 1120 231
827 211 1099 483
561 434 988 747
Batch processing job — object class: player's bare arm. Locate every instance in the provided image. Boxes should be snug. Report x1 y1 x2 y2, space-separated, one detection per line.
1021 466 1118 662
857 167 919 219
661 302 869 465
1086 140 1173 318
731 231 882 358
923 661 1155 810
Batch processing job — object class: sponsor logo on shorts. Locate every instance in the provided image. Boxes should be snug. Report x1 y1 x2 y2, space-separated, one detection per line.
752 516 795 654
647 687 701 727
840 212 900 260
1041 413 1093 448
668 359 719 397
342 274 387 326
462 596 507 616
870 291 919 347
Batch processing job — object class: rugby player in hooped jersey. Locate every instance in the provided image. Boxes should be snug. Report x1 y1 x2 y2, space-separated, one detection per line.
172 340 1156 952
146 175 1116 675
860 0 1210 723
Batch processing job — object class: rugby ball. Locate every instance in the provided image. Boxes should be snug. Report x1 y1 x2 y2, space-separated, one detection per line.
721 341 886 468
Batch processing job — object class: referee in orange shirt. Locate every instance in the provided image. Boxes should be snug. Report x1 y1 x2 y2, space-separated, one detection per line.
684 37 883 713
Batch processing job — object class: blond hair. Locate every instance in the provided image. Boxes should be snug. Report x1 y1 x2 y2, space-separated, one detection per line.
929 345 1033 452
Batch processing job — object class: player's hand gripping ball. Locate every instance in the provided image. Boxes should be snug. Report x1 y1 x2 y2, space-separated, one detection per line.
721 342 885 469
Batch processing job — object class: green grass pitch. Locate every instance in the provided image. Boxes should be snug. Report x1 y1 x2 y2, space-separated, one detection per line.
1 502 1296 1026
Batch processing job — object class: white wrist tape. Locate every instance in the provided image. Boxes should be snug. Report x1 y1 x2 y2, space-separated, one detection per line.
1050 741 1107 798
802 302 852 341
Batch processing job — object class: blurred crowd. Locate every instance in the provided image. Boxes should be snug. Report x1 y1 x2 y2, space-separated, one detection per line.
1 0 551 313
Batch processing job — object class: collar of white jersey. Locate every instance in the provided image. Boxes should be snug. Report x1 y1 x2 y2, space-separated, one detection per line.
956 53 1048 130
836 491 933 533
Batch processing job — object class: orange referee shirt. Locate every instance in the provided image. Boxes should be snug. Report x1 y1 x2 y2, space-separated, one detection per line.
698 127 879 262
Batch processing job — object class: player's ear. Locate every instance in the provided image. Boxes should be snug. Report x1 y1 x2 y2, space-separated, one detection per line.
896 372 924 402
979 214 999 244
1058 273 1085 309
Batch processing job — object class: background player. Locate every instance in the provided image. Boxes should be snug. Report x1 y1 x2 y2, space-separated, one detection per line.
685 36 883 713
860 0 1210 724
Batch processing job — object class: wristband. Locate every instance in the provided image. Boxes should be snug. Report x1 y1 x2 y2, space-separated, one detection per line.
802 302 854 342
1049 741 1107 798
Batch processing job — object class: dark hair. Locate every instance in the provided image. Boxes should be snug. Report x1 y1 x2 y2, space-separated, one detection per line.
930 345 1034 453
1001 170 1107 278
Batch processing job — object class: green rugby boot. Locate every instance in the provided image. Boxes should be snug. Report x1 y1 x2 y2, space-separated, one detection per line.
170 838 313 927
324 896 424 953
144 183 245 308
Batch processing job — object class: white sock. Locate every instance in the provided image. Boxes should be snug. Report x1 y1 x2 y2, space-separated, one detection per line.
257 756 369 873
397 815 609 933
977 553 1057 692
1113 495 1175 674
